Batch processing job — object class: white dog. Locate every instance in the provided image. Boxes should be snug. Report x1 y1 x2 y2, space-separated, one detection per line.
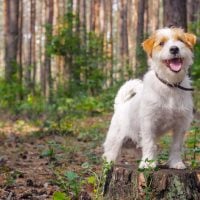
103 27 196 169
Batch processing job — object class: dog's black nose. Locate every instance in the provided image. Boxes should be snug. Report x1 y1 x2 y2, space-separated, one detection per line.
170 46 179 55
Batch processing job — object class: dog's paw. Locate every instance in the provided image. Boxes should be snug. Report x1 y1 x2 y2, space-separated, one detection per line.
169 161 186 169
102 152 116 163
139 160 157 169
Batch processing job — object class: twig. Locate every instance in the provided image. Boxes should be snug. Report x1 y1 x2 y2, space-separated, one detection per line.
7 192 13 200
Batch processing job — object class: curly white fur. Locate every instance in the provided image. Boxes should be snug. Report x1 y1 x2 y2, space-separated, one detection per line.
103 28 196 169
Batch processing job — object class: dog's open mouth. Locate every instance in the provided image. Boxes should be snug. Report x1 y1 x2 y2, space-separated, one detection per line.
163 58 183 73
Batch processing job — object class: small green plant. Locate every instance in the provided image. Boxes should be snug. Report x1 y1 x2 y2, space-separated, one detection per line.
5 170 23 187
65 171 81 198
53 170 83 199
81 160 113 199
185 126 200 168
53 191 69 200
137 159 158 200
41 141 63 161
41 147 55 160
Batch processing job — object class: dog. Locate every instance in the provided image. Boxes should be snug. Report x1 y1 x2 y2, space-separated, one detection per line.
103 27 196 169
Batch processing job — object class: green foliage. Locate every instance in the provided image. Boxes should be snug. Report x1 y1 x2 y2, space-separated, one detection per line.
53 170 83 199
47 13 80 56
53 191 69 200
137 163 156 200
78 126 103 143
46 12 107 96
0 74 46 118
15 94 45 117
65 171 80 197
192 31 200 110
192 42 200 88
189 20 200 111
0 77 22 109
135 46 148 78
77 160 113 200
185 126 200 168
2 169 23 188
50 158 113 199
0 10 113 117
189 22 200 93
41 145 55 160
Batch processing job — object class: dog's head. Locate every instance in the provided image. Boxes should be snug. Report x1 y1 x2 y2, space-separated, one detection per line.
142 28 196 83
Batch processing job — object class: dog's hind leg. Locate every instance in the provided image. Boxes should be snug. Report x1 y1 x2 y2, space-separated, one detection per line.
103 130 124 162
103 118 125 162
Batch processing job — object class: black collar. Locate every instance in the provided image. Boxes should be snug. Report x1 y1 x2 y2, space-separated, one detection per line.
155 73 194 91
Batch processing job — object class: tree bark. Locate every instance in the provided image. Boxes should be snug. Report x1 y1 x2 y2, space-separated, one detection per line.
163 0 187 30
127 0 137 74
22 0 32 90
104 0 113 86
18 0 23 100
90 0 100 34
135 0 145 76
136 0 145 51
119 0 129 79
104 164 200 200
44 0 54 101
148 0 160 33
187 0 200 22
4 0 19 82
30 0 36 93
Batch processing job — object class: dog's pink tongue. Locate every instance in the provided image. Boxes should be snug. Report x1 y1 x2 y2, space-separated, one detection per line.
169 58 182 72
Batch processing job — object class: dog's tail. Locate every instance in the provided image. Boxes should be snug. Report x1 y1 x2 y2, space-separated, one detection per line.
114 79 143 110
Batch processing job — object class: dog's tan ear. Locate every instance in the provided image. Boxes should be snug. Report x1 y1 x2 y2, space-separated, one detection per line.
142 37 155 56
184 33 197 48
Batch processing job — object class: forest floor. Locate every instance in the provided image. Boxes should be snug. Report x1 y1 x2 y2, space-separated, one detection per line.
0 113 111 200
0 112 200 200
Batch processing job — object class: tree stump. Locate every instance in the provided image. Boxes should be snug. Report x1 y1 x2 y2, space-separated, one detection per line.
103 164 200 200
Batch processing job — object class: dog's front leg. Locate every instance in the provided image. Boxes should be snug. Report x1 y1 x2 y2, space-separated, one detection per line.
168 127 187 169
139 125 157 169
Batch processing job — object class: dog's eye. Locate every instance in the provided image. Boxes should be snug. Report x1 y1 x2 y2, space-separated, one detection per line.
159 41 165 46
178 38 184 43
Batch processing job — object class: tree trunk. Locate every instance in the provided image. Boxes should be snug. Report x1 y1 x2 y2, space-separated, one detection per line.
44 0 54 101
104 164 200 200
90 0 100 34
136 0 145 52
127 0 137 74
135 0 146 76
187 0 200 33
4 0 19 82
119 0 129 79
149 0 160 33
18 0 23 100
163 0 187 30
104 0 113 86
30 0 36 94
22 0 32 90
187 0 200 23
38 1 46 93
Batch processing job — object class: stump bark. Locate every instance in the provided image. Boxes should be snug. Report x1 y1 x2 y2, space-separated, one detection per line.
103 164 200 200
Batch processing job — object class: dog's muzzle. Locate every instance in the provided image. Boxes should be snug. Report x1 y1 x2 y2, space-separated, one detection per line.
163 57 183 73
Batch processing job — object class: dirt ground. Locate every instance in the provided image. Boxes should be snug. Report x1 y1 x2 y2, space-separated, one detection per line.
0 114 107 200
0 112 199 199
0 133 59 199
